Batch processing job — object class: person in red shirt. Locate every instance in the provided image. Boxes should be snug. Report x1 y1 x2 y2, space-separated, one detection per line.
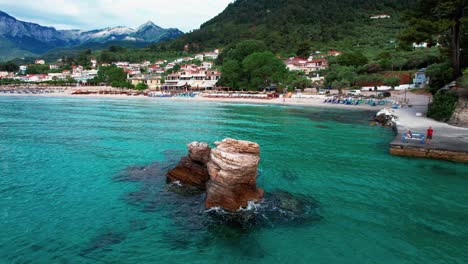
426 126 434 145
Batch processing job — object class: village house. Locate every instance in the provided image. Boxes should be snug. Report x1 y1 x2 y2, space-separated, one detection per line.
128 75 163 90
48 73 67 80
73 69 99 82
90 59 97 68
413 68 428 88
0 71 10 78
413 42 428 48
195 54 204 61
114 62 130 68
49 64 59 70
164 63 175 71
202 61 213 69
147 64 164 74
18 74 50 82
35 59 45 65
203 51 219 60
284 57 328 75
328 50 343 56
370 14 391 19
72 65 84 74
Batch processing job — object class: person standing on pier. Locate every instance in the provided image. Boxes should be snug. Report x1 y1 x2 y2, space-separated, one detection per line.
426 126 434 145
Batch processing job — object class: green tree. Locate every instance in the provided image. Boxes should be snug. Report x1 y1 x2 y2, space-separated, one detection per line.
242 51 288 90
219 60 242 89
296 41 311 59
76 49 92 68
399 0 467 77
427 91 459 121
285 71 312 90
221 40 268 65
94 65 127 84
25 64 50 74
383 77 400 90
135 83 149 90
0 61 19 72
426 63 454 93
337 52 368 67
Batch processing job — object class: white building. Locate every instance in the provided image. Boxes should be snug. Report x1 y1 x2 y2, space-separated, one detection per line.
413 42 428 48
202 62 213 69
370 14 391 19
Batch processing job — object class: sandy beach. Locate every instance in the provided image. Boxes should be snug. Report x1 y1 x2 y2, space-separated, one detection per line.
0 86 394 111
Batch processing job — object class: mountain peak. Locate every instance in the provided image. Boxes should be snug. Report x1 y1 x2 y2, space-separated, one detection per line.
0 10 13 18
137 21 160 31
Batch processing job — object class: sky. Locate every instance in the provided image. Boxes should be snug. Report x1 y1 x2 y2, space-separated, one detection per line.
0 0 233 32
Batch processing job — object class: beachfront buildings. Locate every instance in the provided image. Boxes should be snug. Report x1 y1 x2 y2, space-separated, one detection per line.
162 64 221 91
284 57 328 74
128 75 162 90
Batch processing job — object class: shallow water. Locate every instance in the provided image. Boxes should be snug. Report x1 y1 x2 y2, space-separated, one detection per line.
0 96 467 264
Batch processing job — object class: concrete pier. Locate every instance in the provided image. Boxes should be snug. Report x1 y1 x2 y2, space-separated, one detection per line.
387 92 468 163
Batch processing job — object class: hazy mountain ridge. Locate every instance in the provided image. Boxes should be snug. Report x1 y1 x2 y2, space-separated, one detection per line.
0 11 183 61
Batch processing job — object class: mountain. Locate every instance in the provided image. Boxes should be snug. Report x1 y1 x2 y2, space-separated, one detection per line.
133 21 183 42
0 11 77 55
155 0 416 54
0 10 183 61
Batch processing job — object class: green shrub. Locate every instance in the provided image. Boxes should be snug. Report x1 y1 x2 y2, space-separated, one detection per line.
427 91 459 121
135 83 149 90
459 68 468 88
426 63 454 94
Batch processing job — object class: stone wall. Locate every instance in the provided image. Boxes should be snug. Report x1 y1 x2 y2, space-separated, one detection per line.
390 145 468 162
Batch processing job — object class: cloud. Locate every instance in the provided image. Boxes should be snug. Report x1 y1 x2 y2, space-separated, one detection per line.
0 0 233 31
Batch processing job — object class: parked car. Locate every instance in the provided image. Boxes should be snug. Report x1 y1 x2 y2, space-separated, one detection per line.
378 91 391 98
348 90 361 96
318 89 327 95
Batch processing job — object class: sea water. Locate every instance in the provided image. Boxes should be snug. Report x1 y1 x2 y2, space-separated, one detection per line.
0 96 467 264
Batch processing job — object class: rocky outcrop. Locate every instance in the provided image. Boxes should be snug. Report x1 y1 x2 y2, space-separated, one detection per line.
166 139 264 211
374 108 398 127
205 138 264 211
448 96 468 128
166 142 211 188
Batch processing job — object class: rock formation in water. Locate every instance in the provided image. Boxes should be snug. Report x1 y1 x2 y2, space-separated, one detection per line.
167 142 211 188
166 138 264 211
205 138 264 211
374 108 398 127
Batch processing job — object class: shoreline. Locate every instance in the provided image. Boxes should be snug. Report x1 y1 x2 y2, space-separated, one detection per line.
2 90 467 162
0 92 388 111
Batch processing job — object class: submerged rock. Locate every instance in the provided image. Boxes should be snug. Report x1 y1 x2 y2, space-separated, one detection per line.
206 138 264 212
167 142 211 189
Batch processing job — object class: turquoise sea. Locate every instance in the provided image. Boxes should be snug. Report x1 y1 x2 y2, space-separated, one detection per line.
0 96 467 264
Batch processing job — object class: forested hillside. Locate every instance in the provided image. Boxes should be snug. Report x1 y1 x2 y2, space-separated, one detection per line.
152 0 416 55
